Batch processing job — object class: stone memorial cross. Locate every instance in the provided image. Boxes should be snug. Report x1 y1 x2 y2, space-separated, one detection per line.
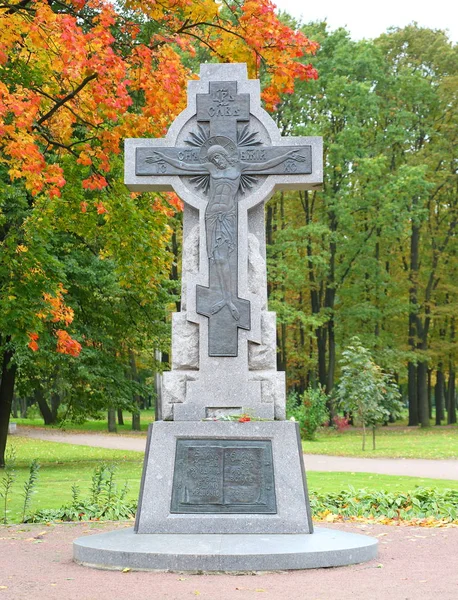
75 64 377 563
125 63 322 422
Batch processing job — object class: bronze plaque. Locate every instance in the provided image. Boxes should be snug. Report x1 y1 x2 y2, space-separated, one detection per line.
171 439 276 514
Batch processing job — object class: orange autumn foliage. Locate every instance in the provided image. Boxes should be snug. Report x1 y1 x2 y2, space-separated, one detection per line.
29 284 81 355
40 284 74 326
2 0 318 362
56 329 82 357
0 0 318 199
27 332 39 352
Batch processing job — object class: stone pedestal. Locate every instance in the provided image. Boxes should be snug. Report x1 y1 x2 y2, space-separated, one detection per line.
74 527 378 572
135 421 312 535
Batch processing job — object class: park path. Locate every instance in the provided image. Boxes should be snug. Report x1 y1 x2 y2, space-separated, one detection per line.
2 521 458 600
16 426 458 480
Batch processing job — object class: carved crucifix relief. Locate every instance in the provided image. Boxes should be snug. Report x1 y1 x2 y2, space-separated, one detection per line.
125 63 322 421
135 80 312 356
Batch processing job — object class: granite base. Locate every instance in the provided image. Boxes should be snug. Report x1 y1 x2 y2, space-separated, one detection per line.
73 527 378 572
136 421 313 534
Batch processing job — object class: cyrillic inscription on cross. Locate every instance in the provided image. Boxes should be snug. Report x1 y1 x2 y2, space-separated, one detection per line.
129 76 315 357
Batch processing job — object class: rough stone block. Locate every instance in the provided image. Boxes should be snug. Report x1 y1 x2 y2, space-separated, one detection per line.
171 313 199 370
162 372 195 420
249 371 286 420
248 311 277 370
173 370 276 420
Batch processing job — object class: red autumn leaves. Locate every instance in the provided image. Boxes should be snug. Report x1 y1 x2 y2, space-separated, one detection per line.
28 285 82 356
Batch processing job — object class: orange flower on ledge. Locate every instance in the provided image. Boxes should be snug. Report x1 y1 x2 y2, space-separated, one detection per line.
238 415 251 423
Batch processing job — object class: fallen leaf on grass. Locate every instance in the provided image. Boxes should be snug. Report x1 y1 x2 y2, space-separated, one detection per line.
122 568 130 573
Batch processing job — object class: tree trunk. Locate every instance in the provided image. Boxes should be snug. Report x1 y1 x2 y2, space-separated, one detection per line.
117 409 124 426
447 364 456 425
20 397 27 418
435 366 445 425
362 422 366 451
372 427 376 450
107 408 117 433
11 396 18 419
427 368 432 419
130 350 141 431
407 362 418 426
154 349 162 421
447 318 456 424
50 393 60 421
132 412 141 431
417 361 430 427
408 216 420 426
277 321 287 372
35 389 55 425
316 327 327 390
0 347 17 468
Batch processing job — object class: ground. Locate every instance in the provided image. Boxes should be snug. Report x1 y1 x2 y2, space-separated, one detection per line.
0 521 457 600
3 427 457 599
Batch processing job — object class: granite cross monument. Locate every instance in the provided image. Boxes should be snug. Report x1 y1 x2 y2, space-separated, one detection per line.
124 62 321 534
73 64 378 570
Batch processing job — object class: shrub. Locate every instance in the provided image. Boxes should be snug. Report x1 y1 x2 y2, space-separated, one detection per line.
310 486 458 522
332 415 350 431
287 386 329 440
26 463 135 523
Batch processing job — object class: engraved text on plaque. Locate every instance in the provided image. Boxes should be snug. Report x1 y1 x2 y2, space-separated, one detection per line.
171 439 276 514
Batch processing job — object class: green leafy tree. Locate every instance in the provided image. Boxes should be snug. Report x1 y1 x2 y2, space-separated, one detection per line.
336 337 403 450
268 22 457 428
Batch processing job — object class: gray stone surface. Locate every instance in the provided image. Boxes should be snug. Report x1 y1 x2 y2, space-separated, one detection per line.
73 526 378 572
248 311 277 370
125 63 323 421
171 313 199 371
135 421 312 534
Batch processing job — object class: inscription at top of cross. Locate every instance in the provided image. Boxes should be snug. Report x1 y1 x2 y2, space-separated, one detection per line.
196 81 249 138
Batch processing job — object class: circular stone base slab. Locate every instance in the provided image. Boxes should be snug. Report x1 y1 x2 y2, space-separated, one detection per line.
73 527 378 571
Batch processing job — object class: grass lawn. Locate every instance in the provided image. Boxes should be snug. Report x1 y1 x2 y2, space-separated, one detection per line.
2 438 143 523
302 425 458 459
2 437 457 524
12 409 155 434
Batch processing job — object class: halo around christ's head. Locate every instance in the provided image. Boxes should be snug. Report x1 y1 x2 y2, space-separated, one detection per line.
199 136 238 163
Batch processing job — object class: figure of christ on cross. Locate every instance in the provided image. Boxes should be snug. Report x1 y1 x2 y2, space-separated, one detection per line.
145 138 306 321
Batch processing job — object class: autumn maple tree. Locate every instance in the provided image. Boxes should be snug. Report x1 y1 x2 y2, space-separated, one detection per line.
0 0 319 465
